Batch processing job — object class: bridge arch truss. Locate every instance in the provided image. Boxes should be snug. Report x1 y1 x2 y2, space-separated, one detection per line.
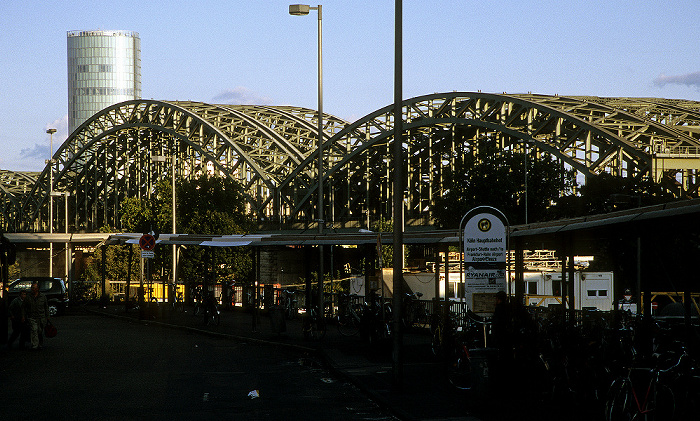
5 92 700 232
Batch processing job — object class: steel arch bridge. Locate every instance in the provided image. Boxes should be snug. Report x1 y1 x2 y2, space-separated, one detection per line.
3 92 700 233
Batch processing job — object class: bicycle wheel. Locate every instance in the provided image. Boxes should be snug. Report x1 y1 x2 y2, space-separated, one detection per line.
313 317 327 340
431 327 443 357
448 347 474 390
209 310 221 326
605 379 635 421
402 303 416 331
414 303 429 329
337 313 360 336
303 315 326 340
651 384 674 421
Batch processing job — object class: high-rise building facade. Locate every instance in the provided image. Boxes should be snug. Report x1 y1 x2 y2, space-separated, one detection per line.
67 30 141 133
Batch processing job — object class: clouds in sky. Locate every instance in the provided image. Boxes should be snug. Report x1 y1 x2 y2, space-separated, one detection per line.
212 87 274 105
19 143 49 162
16 115 68 170
653 71 700 89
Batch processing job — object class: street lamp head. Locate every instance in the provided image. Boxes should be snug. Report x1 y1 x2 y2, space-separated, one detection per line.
46 128 57 135
289 4 311 15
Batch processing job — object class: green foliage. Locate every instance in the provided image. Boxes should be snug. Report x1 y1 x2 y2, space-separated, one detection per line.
83 174 254 302
8 261 19 280
70 280 101 303
79 244 140 302
175 174 253 288
554 173 677 217
372 217 394 268
177 174 250 233
119 197 152 233
432 147 577 227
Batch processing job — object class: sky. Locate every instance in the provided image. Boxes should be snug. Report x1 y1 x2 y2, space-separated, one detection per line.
1 0 699 172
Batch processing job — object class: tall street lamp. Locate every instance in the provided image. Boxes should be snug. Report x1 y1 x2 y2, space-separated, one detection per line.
392 0 404 389
151 154 177 304
519 139 533 224
290 3 325 316
46 128 57 277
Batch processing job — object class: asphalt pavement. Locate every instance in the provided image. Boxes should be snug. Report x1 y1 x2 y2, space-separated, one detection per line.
84 303 489 421
2 310 404 420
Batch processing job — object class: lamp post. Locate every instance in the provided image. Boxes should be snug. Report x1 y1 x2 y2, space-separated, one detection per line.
46 128 57 277
290 3 325 317
519 139 533 224
392 0 404 389
51 191 70 287
151 155 177 304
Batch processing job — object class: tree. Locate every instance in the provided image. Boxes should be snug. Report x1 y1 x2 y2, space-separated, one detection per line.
81 174 254 303
80 242 140 302
175 175 253 290
119 196 152 233
555 172 677 217
77 224 141 303
432 146 577 228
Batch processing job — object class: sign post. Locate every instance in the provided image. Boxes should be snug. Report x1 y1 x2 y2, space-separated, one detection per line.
139 234 156 259
460 206 509 316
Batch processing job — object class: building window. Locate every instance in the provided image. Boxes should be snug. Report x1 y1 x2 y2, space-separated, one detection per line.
527 282 537 295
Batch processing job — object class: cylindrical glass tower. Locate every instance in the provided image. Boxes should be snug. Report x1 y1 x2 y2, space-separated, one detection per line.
67 30 141 134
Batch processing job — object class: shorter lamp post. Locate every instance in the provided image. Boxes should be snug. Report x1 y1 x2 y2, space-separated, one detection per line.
151 155 177 304
46 128 57 277
50 191 70 284
519 139 534 224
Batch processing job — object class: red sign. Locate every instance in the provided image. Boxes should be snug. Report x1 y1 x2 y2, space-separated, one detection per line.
139 234 156 251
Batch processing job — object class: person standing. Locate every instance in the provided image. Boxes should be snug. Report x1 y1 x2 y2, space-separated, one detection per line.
24 281 50 350
8 290 28 349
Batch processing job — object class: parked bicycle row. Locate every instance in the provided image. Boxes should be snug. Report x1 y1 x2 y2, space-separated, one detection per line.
425 301 700 420
136 282 700 419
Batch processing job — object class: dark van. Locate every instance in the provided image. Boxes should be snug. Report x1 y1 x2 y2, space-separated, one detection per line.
6 277 69 316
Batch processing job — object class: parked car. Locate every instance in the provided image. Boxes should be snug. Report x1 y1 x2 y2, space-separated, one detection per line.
6 277 69 316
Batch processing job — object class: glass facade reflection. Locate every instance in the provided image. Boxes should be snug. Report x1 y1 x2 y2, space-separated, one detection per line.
67 30 141 133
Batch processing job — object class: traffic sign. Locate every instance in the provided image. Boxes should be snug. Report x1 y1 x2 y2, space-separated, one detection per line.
139 234 156 251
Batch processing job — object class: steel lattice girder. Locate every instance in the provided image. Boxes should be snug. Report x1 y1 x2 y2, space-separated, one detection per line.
315 93 700 225
15 99 351 232
0 170 39 231
5 92 700 232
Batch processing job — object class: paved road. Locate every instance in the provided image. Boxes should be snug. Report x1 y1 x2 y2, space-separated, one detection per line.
1 312 398 421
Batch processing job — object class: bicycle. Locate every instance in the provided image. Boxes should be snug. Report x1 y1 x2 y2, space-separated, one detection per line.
360 295 392 345
197 291 221 326
605 354 677 421
431 310 467 358
440 312 489 390
192 286 204 316
337 293 364 337
279 289 298 320
302 305 327 340
446 322 480 389
659 347 700 420
402 292 428 331
171 290 185 313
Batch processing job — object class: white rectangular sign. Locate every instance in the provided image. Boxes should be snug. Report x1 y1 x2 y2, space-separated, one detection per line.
463 209 507 314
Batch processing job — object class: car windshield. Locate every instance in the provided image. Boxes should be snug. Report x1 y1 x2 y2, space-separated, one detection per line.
8 280 32 291
9 279 56 292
